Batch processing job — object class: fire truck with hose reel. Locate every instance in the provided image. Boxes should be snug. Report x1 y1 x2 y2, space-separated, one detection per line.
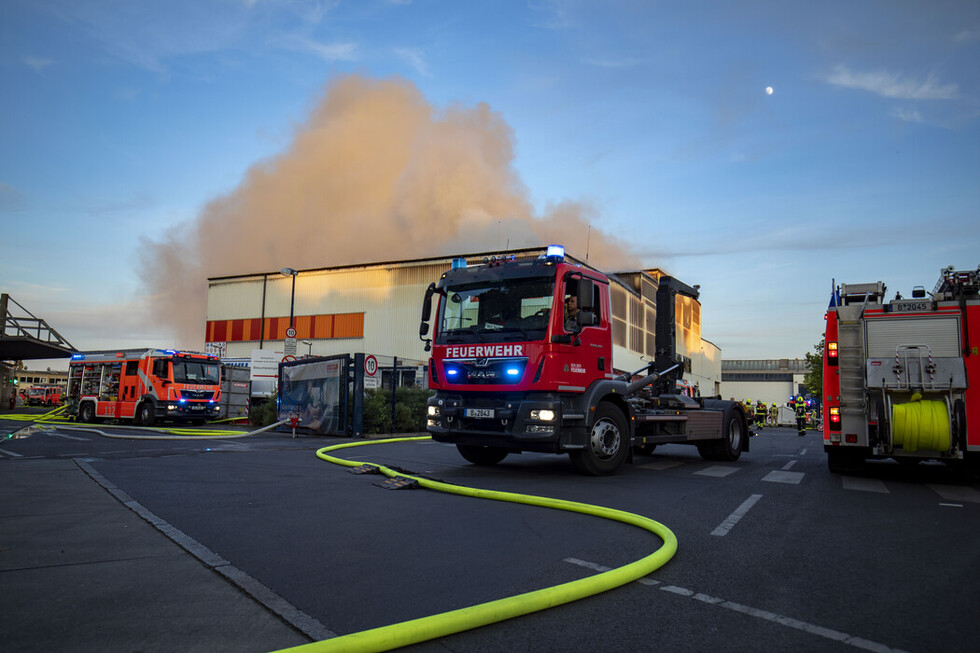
419 245 749 475
822 266 980 473
66 349 221 425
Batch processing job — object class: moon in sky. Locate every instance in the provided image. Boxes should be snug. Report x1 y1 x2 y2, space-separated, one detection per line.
765 86 774 95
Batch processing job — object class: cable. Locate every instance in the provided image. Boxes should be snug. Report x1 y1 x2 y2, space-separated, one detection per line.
275 437 677 653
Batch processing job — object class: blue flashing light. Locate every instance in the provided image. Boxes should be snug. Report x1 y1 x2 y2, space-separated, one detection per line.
451 257 467 270
179 398 187 404
446 368 460 377
546 244 565 261
505 367 521 377
71 353 85 360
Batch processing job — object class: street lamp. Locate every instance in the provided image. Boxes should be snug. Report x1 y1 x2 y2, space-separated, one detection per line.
280 267 298 328
302 340 313 356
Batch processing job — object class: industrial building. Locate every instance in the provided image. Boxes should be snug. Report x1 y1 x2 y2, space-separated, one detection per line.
205 247 722 394
719 358 809 406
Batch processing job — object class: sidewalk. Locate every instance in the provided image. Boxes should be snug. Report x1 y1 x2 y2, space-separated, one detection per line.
0 458 312 653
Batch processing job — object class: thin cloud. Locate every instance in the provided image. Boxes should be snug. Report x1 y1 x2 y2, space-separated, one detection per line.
826 65 959 100
281 35 357 61
585 56 643 68
953 28 979 42
23 56 53 71
393 47 430 76
890 107 925 124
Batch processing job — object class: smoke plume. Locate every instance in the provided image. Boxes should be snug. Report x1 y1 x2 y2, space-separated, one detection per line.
140 75 638 347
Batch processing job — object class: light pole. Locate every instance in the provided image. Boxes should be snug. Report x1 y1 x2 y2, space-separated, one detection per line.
280 267 298 328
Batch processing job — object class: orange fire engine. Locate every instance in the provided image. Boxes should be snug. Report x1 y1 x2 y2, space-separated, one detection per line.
67 349 221 425
25 385 63 407
823 266 979 473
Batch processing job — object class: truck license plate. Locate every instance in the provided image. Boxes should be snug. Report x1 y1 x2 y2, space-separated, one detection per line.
464 408 494 419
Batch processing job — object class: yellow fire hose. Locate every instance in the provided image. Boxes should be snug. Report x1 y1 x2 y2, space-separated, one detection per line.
275 437 678 653
3 404 249 438
891 395 951 452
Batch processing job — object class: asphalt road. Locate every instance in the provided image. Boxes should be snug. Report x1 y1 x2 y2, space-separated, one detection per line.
2 413 978 652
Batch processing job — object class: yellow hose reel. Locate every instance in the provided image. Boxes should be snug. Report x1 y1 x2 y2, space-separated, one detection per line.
890 395 951 453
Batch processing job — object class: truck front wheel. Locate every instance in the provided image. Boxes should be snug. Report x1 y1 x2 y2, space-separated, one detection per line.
571 402 629 475
138 401 156 427
456 444 509 466
78 402 96 424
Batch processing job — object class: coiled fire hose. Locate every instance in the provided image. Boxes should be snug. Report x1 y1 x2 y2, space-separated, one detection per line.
276 437 678 653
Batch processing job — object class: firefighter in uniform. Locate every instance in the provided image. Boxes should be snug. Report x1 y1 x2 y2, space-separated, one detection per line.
768 402 778 427
794 396 807 437
754 401 767 430
743 400 754 428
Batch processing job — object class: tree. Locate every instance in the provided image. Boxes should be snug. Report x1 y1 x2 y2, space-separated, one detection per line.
803 336 824 398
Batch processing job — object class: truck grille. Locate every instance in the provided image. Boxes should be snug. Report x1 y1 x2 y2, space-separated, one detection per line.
443 357 528 385
180 390 215 400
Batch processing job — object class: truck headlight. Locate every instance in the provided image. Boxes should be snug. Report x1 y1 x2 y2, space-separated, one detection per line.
428 405 441 416
531 409 555 421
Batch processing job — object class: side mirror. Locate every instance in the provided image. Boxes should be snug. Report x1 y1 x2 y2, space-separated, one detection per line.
420 283 435 344
577 279 594 311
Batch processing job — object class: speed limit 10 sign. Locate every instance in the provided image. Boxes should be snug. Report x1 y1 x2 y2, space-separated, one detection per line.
364 355 378 377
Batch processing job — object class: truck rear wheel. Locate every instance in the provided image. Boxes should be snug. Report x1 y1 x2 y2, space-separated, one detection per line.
456 444 509 466
697 404 745 461
570 402 629 475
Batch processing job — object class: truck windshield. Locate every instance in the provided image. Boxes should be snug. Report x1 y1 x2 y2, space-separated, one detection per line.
437 277 555 343
173 361 220 385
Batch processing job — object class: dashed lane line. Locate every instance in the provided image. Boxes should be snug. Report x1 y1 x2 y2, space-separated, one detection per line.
563 558 907 653
927 484 980 504
0 447 24 457
694 465 739 478
710 493 763 537
841 477 889 494
761 470 805 485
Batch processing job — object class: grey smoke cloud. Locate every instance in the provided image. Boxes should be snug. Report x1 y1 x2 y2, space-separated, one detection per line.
140 75 638 347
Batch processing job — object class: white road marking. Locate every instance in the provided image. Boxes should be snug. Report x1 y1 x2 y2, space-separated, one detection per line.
711 494 763 536
0 447 24 457
563 558 907 652
781 460 797 471
800 448 808 455
842 477 889 494
694 465 739 478
928 484 980 504
939 503 963 508
762 470 804 485
563 558 659 585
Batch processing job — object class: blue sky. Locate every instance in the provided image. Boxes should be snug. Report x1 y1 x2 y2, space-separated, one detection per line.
2 0 978 368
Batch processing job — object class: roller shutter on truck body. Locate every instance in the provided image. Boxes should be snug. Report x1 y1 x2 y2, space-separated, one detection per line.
864 315 961 359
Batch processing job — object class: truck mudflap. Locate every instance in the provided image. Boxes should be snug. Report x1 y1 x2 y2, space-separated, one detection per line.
426 393 588 453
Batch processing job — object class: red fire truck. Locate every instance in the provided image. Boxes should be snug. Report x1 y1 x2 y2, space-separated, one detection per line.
823 266 980 473
25 385 63 407
66 349 221 425
419 246 748 475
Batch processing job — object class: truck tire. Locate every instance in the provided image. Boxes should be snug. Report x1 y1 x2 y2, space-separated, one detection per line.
456 444 509 466
570 402 629 475
138 401 156 427
78 402 96 424
697 404 745 461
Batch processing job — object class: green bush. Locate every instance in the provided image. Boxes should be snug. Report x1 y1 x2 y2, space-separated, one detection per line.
251 394 279 426
362 386 433 435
